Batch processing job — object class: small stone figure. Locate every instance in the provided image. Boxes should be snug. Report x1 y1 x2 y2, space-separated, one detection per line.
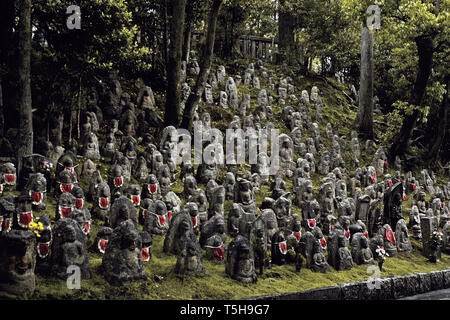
249 216 269 274
204 234 226 264
234 178 257 216
225 172 236 200
380 224 398 257
0 197 14 233
143 200 170 236
91 182 111 222
91 227 114 254
56 192 75 221
271 231 288 266
208 186 225 219
109 196 138 229
328 227 354 271
225 235 257 283
35 214 53 263
140 231 152 262
429 231 443 263
408 205 422 239
164 209 195 255
50 218 90 280
383 181 403 230
300 227 330 273
199 214 227 249
25 173 47 211
142 174 161 201
100 220 147 285
395 219 412 253
124 184 140 208
82 132 101 161
69 207 92 236
1 162 17 191
71 185 85 210
174 230 206 277
351 232 374 265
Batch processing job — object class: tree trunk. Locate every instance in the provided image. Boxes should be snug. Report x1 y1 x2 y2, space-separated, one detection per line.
0 0 18 133
180 0 223 131
182 1 193 63
278 0 295 65
164 0 187 127
388 35 434 162
0 79 4 138
357 27 374 140
162 0 169 70
17 0 33 177
427 75 449 162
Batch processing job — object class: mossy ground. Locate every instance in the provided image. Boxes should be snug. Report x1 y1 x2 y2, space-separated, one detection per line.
6 58 450 300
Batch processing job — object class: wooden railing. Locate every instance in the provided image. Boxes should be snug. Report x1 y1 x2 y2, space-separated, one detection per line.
192 31 278 62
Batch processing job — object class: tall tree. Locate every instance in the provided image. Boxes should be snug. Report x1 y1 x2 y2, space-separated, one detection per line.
164 0 187 127
180 0 223 131
278 0 295 64
17 0 33 177
388 34 435 162
356 27 374 140
426 75 449 162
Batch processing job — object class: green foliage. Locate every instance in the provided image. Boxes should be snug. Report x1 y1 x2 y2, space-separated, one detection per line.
32 0 151 106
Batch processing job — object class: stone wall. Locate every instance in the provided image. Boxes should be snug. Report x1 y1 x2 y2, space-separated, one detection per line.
248 269 450 300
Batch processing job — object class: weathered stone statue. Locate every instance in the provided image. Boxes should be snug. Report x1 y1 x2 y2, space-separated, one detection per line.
109 196 138 229
383 181 403 230
184 175 198 200
71 185 85 210
234 178 257 216
204 234 226 264
100 220 147 285
199 214 227 250
56 192 75 221
0 197 14 233
174 231 206 277
164 209 196 255
249 216 269 274
351 232 374 265
208 185 225 219
91 182 111 222
328 227 354 271
22 172 46 213
225 235 257 283
142 174 161 201
225 172 236 200
271 231 288 266
50 218 90 280
395 219 412 253
379 224 398 257
300 227 330 273
143 200 170 236
91 226 114 254
0 230 36 298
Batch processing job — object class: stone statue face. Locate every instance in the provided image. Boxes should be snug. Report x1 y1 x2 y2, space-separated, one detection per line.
0 235 35 296
216 223 225 234
155 201 166 216
62 224 77 243
239 182 253 204
122 229 139 251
